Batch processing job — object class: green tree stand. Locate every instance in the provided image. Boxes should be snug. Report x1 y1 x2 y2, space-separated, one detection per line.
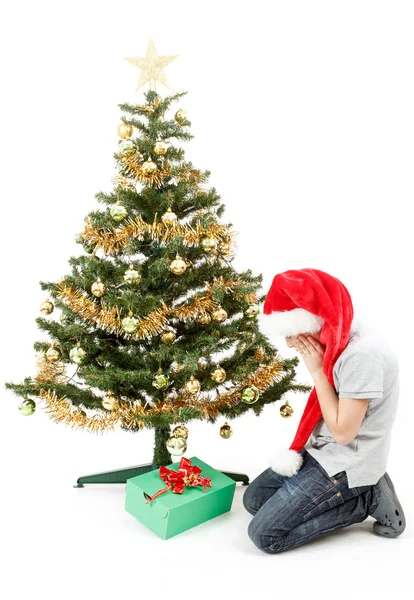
74 426 249 487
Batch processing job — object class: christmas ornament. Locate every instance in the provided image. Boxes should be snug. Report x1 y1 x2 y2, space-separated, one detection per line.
118 139 135 155
91 277 106 297
211 306 227 322
69 343 87 364
211 364 226 384
102 391 119 411
154 138 169 155
175 109 187 124
184 375 201 395
40 299 54 315
166 435 187 456
46 343 62 362
141 157 158 176
172 424 189 439
152 372 170 390
18 398 36 416
241 385 260 404
160 328 176 344
245 304 260 318
117 123 133 139
161 207 177 225
201 236 218 254
122 311 140 334
196 312 211 324
218 241 231 255
280 401 294 418
124 37 178 91
123 264 142 285
110 202 128 221
169 255 187 275
220 422 233 439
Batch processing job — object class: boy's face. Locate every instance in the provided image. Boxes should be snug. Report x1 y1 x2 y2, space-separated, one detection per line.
285 330 323 351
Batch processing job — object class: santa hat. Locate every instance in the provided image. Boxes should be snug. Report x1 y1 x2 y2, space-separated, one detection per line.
258 268 354 477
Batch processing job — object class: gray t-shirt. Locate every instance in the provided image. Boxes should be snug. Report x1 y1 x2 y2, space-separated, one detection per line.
305 326 399 488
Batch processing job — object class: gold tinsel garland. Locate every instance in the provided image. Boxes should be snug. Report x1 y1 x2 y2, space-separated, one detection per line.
33 352 284 432
75 213 233 256
119 153 170 188
55 275 257 340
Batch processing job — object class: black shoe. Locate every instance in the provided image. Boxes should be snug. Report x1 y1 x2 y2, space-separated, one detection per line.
370 472 406 538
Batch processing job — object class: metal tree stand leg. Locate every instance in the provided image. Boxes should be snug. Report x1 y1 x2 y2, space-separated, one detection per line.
74 426 250 487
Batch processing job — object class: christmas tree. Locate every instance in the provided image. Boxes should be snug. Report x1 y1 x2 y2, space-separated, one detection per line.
4 39 310 471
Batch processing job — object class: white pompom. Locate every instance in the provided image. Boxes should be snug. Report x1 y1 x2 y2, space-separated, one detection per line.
269 448 303 477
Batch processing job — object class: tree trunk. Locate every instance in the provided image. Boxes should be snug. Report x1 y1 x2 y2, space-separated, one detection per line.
153 426 172 467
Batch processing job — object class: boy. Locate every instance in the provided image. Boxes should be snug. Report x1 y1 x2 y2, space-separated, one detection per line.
243 268 406 553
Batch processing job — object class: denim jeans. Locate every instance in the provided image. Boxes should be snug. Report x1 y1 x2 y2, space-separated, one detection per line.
243 448 382 553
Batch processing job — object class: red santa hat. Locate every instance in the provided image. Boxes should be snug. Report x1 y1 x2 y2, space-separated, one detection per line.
258 268 354 477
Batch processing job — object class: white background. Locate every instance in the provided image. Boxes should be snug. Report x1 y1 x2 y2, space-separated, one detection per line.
1 1 413 598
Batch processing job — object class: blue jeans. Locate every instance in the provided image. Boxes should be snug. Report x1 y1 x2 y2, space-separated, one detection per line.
243 448 382 553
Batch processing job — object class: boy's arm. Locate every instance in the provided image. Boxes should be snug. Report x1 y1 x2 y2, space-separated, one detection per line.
312 371 370 445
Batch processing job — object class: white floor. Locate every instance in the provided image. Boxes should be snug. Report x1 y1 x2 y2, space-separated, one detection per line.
2 412 413 600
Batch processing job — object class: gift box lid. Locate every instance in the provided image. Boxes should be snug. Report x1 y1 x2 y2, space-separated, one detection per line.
126 455 235 508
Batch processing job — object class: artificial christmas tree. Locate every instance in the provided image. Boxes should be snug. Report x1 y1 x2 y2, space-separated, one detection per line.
4 38 311 487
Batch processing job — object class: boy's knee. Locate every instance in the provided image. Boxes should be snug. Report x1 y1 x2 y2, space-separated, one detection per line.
242 486 256 514
247 517 283 554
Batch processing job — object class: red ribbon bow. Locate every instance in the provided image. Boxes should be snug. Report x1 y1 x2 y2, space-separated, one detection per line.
144 457 212 503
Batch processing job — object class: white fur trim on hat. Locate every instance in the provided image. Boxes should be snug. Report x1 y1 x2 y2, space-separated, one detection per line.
258 307 324 338
269 448 304 477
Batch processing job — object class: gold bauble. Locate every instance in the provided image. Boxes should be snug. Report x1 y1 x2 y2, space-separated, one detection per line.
91 277 106 297
241 385 260 404
196 312 211 324
211 307 227 322
46 343 62 362
218 241 231 255
161 208 178 225
220 422 233 439
102 391 119 411
40 299 54 315
152 372 170 390
161 328 176 344
154 139 169 155
172 424 189 439
117 123 133 139
166 435 187 456
174 109 187 124
244 304 260 318
123 264 142 285
169 255 187 275
211 365 226 384
280 402 294 418
184 375 201 395
141 157 158 175
201 237 218 254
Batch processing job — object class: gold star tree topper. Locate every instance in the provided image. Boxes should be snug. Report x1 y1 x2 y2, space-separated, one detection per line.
124 38 178 91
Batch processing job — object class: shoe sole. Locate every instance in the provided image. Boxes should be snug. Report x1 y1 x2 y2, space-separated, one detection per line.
372 472 406 537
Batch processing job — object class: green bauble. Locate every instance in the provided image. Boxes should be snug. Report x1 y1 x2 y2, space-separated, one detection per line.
166 435 187 456
121 315 140 334
123 265 142 285
18 398 36 416
244 304 260 318
69 345 87 364
241 385 260 404
201 236 218 254
110 204 128 221
152 373 170 390
118 139 135 155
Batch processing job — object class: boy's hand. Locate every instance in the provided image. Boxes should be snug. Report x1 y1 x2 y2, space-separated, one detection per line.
296 335 325 378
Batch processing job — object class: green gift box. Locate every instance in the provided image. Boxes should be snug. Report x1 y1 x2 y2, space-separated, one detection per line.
125 456 236 539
